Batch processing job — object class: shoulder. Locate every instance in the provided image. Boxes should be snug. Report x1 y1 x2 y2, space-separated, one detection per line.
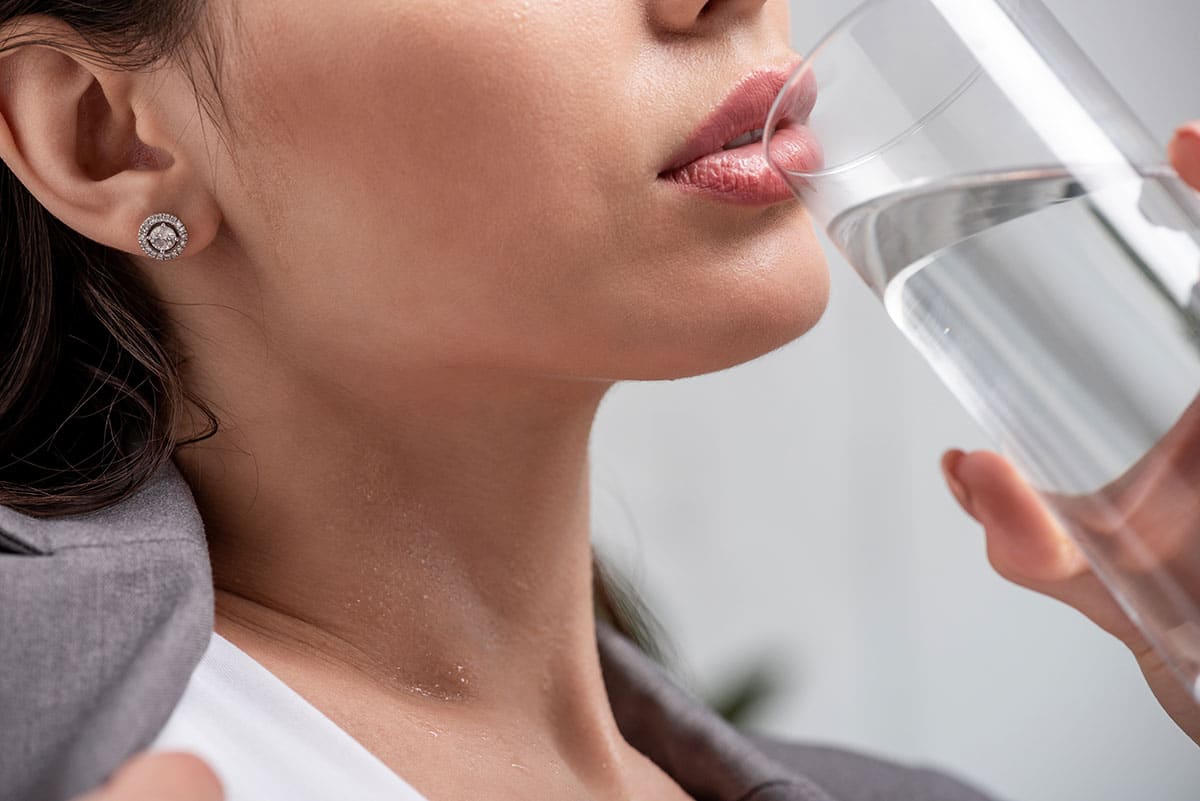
0 457 204 554
595 621 1007 801
745 732 1007 801
0 457 213 801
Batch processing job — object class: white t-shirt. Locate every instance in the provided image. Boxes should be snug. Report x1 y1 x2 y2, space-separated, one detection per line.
148 631 431 801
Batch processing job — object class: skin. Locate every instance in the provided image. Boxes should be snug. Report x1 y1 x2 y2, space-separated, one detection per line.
70 753 224 801
0 3 1192 800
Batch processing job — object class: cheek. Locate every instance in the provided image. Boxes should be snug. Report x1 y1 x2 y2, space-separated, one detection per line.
234 1 637 239
219 0 828 380
225 2 643 354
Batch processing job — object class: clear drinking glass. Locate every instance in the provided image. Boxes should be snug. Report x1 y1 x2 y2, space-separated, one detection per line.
764 0 1200 703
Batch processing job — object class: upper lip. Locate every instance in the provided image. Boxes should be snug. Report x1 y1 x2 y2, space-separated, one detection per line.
659 59 802 176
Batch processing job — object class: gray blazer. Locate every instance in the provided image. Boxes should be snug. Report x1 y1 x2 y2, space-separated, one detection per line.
0 460 1004 801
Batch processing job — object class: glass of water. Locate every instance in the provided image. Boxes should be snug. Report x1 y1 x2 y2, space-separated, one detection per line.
765 0 1200 703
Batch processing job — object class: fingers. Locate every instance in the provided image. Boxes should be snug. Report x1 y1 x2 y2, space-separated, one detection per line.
942 449 1090 586
940 452 1200 740
71 752 224 801
1169 122 1200 190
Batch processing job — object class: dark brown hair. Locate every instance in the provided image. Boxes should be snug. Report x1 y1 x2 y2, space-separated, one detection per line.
0 1 220 517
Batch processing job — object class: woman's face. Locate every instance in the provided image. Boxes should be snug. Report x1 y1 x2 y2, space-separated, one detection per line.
198 0 828 385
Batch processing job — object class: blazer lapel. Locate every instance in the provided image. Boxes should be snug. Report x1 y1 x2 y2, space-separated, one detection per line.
0 461 214 801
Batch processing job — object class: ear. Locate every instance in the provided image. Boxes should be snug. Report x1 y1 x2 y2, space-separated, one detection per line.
0 17 221 261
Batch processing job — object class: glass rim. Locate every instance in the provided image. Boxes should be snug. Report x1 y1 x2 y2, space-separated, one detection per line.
764 0 986 181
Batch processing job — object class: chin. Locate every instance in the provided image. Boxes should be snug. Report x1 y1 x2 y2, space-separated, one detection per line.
694 275 829 377
623 251 832 381
685 225 831 378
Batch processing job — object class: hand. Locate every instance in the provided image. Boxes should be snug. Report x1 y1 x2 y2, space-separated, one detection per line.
940 121 1200 747
69 752 223 801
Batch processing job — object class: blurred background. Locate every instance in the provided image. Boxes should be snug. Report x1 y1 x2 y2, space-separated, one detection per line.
589 1 1200 800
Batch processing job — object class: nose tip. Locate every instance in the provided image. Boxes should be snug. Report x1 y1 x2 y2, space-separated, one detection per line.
647 0 770 35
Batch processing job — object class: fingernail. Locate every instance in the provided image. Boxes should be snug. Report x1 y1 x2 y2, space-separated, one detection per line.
1170 123 1200 188
942 450 973 512
1176 122 1200 141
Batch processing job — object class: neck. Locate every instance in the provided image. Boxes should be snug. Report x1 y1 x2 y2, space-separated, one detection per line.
173 358 626 767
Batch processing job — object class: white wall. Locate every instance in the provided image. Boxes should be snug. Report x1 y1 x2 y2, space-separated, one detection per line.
590 2 1200 800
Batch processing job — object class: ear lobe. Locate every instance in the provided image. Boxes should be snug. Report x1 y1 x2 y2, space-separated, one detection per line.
0 22 220 261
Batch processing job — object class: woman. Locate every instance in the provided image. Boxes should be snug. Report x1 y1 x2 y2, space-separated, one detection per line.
0 0 1195 799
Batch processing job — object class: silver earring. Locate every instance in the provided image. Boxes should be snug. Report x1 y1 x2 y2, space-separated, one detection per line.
138 213 189 261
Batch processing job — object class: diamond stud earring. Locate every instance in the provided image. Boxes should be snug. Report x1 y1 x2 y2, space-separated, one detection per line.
137 213 189 261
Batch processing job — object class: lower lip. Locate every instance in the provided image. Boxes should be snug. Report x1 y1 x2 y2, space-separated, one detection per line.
658 125 822 206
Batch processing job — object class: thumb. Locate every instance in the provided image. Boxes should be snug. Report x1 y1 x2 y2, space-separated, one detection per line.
72 752 224 801
1168 122 1200 190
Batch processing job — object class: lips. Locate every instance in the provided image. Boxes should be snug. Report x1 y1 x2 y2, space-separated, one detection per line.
659 61 822 206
